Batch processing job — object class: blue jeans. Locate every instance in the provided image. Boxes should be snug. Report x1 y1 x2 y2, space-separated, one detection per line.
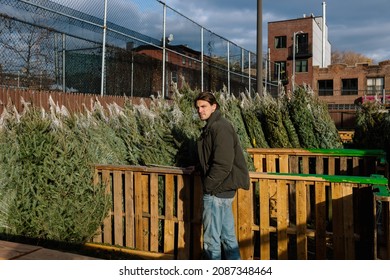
202 194 241 260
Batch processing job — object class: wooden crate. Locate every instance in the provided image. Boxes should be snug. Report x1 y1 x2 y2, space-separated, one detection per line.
92 164 389 260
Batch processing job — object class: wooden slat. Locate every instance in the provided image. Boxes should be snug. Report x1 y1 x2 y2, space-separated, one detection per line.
315 181 327 259
113 170 123 246
237 187 253 260
343 183 355 259
92 170 102 243
316 156 323 174
340 157 348 175
177 175 191 259
247 148 386 158
332 182 345 259
124 170 135 248
149 173 159 252
164 174 175 254
141 174 150 251
352 157 360 176
267 155 277 172
279 155 289 173
93 168 100 186
327 157 335 228
134 172 143 250
102 170 112 244
384 201 390 260
328 157 336 175
252 154 262 172
259 179 270 260
192 175 203 259
289 155 299 173
296 180 307 259
304 156 313 223
302 157 309 174
288 179 296 226
374 196 378 260
277 180 288 260
95 164 192 175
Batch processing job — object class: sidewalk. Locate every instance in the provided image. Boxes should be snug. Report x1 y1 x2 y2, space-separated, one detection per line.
0 240 100 260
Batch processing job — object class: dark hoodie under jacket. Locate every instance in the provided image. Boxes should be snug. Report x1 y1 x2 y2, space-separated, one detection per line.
196 109 250 198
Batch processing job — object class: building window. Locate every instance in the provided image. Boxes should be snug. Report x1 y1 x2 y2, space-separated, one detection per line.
171 70 178 84
318 80 333 96
342 78 358 95
273 61 286 80
274 36 287 48
295 59 308 73
367 77 384 95
295 33 309 55
182 57 186 65
328 104 357 110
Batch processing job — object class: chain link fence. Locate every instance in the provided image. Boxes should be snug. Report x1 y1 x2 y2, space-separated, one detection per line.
0 0 277 97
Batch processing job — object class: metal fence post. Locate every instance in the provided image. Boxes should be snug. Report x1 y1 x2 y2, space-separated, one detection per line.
201 27 204 92
227 42 230 94
101 0 108 97
162 3 167 98
62 33 66 93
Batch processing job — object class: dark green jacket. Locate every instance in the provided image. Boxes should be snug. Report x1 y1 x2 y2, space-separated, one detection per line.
196 109 250 197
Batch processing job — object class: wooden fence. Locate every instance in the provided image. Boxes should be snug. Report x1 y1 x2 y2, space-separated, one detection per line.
92 164 389 260
247 148 388 176
247 147 390 259
0 87 154 115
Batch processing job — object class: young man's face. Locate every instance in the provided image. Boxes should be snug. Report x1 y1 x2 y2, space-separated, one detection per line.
196 100 217 121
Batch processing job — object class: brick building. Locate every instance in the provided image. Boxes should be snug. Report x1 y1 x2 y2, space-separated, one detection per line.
313 61 390 128
267 4 390 129
268 12 331 92
132 43 202 97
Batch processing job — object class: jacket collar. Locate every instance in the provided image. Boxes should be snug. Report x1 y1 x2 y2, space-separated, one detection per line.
205 109 221 130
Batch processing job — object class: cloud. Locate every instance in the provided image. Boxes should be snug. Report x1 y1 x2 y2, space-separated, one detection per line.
166 0 390 62
49 0 390 62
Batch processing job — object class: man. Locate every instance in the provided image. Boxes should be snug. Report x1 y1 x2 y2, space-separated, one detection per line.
194 91 250 260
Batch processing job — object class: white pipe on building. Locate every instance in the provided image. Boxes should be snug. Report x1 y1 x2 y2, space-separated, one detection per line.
322 2 326 68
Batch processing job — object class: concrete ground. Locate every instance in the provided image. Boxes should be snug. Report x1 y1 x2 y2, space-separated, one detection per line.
0 240 100 260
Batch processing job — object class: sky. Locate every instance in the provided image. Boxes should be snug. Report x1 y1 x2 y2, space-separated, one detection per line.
14 0 390 63
164 0 390 63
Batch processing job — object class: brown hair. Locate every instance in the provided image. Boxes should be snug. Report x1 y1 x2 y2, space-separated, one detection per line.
194 91 219 109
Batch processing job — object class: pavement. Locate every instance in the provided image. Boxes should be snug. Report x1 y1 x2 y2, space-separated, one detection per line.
2 239 387 260
0 240 100 260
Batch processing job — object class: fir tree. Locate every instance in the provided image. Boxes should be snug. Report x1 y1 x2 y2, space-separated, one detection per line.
288 86 320 148
0 108 109 243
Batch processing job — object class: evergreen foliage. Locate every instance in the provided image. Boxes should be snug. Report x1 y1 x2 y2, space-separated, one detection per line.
106 101 142 165
240 93 269 148
0 85 345 243
218 91 253 149
280 95 301 148
0 108 109 243
134 99 178 166
80 101 128 165
354 102 390 149
287 86 343 149
307 89 343 149
353 102 390 166
170 85 201 167
257 92 291 148
288 86 320 148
